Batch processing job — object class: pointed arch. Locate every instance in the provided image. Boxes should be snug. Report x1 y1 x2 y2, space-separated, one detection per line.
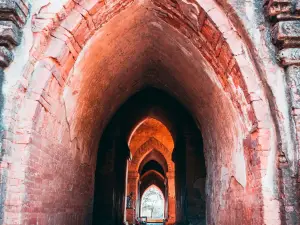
0 0 281 224
140 170 166 198
129 137 174 173
128 117 175 154
141 185 165 219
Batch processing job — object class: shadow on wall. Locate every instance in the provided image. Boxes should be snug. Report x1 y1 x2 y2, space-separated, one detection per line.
0 70 6 225
185 179 206 225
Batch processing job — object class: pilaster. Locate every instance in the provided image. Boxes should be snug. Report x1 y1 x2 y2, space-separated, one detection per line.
126 171 140 223
166 171 176 224
265 1 300 223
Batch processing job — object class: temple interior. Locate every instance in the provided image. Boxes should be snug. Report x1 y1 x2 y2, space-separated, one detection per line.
1 0 299 224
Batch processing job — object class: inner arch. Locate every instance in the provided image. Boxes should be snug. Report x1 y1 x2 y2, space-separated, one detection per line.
129 118 175 154
63 6 252 223
140 156 167 176
141 185 165 220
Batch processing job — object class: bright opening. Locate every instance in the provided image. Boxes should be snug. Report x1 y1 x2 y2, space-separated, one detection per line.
141 186 165 219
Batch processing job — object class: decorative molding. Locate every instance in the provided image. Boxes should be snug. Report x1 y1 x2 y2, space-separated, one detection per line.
265 1 300 222
0 0 30 68
265 0 300 66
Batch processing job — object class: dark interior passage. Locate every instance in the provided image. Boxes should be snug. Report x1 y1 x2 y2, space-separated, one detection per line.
92 88 206 225
141 160 165 176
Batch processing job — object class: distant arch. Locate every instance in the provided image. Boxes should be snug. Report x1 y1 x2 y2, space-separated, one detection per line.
140 170 166 198
129 137 174 172
139 150 168 175
141 185 165 219
128 117 175 153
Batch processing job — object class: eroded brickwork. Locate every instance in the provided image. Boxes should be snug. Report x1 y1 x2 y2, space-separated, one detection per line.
0 0 298 224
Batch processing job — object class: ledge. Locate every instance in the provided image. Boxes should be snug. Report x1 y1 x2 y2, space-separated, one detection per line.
0 0 30 69
265 0 300 67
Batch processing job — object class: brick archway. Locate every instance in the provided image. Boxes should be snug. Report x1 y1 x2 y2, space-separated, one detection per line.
127 137 175 224
0 0 280 224
129 137 174 172
140 184 166 219
139 172 167 219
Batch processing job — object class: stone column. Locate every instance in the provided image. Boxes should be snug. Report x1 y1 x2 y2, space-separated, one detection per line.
0 2 29 223
265 1 300 223
166 171 176 225
126 171 140 224
281 65 300 223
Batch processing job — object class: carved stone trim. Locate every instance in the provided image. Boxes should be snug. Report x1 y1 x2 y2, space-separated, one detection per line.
265 1 300 223
0 0 30 69
265 0 300 65
278 48 300 65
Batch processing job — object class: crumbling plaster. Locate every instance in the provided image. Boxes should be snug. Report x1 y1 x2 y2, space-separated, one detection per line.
3 0 292 170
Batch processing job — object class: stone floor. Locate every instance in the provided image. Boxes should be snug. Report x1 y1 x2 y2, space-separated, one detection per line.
147 223 163 225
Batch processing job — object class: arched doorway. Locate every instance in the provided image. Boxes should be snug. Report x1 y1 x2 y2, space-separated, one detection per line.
93 88 207 224
139 169 167 221
0 0 280 224
127 117 175 224
141 185 165 220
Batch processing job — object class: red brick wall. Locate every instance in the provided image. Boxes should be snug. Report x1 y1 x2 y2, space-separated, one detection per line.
0 0 282 224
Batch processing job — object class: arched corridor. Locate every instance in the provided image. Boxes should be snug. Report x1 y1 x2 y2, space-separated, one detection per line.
1 0 298 224
93 88 206 224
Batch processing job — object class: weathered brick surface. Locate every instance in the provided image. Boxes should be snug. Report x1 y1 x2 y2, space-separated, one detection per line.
0 0 289 224
265 0 300 223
